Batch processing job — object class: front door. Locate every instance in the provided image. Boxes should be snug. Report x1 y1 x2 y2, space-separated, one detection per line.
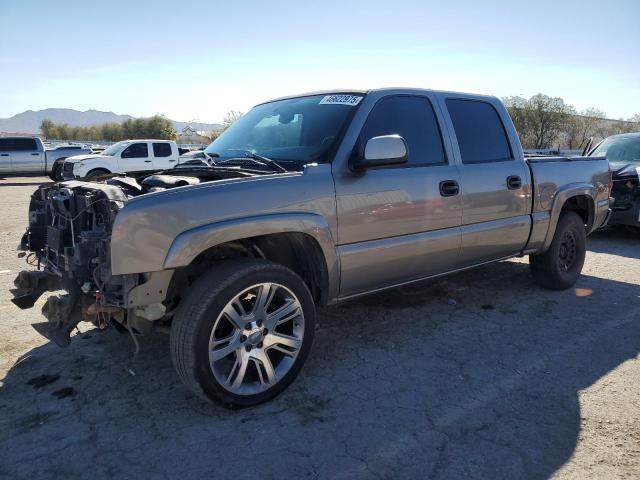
334 94 463 297
7 138 43 173
444 98 531 267
118 142 151 172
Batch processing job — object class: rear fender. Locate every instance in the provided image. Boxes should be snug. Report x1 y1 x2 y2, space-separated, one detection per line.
541 183 596 251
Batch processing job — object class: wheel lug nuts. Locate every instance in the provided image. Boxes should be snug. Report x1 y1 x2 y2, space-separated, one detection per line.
263 328 268 335
257 342 263 348
245 345 252 352
256 320 263 327
244 323 252 330
240 335 247 343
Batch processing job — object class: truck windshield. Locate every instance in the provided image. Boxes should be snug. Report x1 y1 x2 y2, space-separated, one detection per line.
205 93 363 166
101 141 129 156
590 136 640 163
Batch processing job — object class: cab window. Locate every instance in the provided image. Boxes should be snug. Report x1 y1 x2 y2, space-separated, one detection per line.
122 143 148 159
446 99 512 163
359 96 447 166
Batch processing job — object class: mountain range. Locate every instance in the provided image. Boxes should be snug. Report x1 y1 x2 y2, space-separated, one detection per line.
0 108 221 134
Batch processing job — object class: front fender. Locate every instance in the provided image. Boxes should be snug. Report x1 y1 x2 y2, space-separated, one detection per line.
77 160 114 176
541 183 596 251
163 212 340 303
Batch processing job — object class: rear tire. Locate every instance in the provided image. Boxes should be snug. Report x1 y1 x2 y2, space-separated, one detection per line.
170 259 316 407
530 211 586 290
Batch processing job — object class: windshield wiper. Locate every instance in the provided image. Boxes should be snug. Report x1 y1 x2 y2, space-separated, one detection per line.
218 151 287 173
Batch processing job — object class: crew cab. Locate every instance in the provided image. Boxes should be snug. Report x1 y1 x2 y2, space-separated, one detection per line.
12 89 611 407
0 136 91 179
61 139 179 179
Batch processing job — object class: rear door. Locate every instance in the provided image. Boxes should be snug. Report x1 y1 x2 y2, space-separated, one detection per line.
152 142 176 169
444 98 531 266
334 94 463 297
8 138 43 173
0 138 11 173
118 142 151 172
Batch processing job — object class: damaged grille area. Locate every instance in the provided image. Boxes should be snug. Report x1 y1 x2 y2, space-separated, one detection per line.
13 167 267 346
13 181 127 345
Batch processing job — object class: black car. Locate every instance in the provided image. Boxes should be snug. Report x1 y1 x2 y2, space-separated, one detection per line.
589 132 640 228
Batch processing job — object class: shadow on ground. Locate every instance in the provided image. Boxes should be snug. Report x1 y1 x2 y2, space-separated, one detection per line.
588 227 640 259
1 261 639 479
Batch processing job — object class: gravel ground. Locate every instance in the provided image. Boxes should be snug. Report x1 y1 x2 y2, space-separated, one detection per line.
0 176 638 480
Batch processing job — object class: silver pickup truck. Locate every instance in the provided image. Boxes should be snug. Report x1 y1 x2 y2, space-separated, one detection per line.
12 89 611 407
0 136 92 179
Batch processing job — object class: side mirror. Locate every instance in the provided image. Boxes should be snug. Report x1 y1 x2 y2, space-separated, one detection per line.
352 135 408 170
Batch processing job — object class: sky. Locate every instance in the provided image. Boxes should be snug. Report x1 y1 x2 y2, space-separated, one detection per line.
0 0 639 123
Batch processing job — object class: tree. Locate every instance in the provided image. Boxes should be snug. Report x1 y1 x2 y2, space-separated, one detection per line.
40 119 56 138
37 116 177 141
526 94 572 149
503 94 573 149
222 110 243 130
576 108 606 149
503 96 531 145
144 115 177 139
563 108 606 150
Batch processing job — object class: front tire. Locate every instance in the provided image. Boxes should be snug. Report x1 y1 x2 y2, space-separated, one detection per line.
49 160 64 181
530 211 586 290
85 168 110 179
170 259 315 407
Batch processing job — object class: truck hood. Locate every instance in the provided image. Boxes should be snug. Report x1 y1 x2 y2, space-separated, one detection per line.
64 154 104 163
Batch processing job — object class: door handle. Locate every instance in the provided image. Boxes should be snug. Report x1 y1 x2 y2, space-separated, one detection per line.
144 160 152 163
31 153 40 156
0 153 8 156
168 159 176 162
507 175 522 190
439 180 460 197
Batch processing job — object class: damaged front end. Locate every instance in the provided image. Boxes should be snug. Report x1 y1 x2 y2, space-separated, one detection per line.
13 168 262 347
12 180 129 346
610 173 640 228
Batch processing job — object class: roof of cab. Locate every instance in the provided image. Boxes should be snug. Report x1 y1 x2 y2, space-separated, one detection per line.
257 87 498 106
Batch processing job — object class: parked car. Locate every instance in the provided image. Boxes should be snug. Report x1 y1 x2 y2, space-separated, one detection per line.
61 139 180 179
587 132 640 229
12 88 611 407
0 136 91 179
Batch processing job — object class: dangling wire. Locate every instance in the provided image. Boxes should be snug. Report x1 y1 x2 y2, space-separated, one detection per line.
126 309 140 376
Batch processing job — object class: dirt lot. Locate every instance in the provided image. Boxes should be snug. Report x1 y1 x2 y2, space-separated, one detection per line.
0 176 638 480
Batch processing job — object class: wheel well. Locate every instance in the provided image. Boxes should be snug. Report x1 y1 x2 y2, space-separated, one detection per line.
87 168 111 176
166 233 329 307
561 195 592 229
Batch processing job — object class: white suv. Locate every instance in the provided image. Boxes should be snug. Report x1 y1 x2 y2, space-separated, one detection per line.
62 140 180 179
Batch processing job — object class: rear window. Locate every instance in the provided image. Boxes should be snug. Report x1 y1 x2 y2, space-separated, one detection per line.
153 142 172 157
0 137 38 151
446 99 512 163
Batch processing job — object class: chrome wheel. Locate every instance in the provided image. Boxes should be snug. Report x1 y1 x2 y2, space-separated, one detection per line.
208 282 304 395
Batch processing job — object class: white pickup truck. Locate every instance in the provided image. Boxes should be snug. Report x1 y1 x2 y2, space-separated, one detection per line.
0 136 91 179
62 139 180 179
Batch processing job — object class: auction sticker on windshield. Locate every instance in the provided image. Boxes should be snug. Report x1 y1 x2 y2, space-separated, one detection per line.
319 94 363 106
